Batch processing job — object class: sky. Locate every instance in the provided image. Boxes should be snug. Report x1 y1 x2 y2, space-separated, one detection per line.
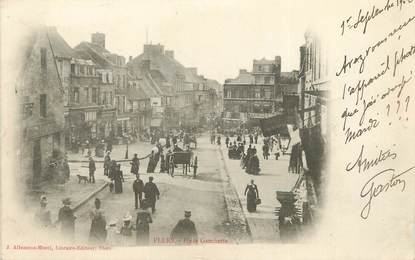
4 0 322 83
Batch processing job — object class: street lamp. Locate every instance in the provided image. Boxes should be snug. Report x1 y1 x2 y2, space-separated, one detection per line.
124 133 129 159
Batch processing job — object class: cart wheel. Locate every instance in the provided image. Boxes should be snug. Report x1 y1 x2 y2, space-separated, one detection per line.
169 161 175 176
193 156 198 178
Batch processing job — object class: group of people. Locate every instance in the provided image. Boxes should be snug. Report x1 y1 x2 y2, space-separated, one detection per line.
103 152 124 193
34 185 198 246
242 145 261 175
227 141 245 160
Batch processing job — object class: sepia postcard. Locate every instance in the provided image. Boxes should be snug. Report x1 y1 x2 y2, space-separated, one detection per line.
0 0 414 259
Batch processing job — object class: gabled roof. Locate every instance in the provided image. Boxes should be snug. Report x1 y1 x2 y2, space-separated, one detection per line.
127 46 204 85
253 58 274 65
138 77 160 98
225 71 255 85
206 79 222 92
74 42 113 69
47 27 75 59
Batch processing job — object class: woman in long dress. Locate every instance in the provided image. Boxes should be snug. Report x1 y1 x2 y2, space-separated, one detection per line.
89 198 107 244
244 180 259 212
146 151 156 173
114 164 124 194
136 200 153 245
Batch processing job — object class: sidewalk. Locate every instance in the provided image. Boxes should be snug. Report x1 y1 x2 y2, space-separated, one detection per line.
67 141 154 162
219 137 299 242
25 176 107 222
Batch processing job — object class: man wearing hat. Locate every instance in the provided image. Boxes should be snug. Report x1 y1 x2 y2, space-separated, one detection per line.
143 177 160 213
133 174 144 209
89 157 96 183
130 153 140 176
34 195 51 228
57 198 76 241
170 211 198 243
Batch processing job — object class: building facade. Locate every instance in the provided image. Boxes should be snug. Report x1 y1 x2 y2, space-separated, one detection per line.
223 57 298 127
298 30 329 200
17 27 65 187
127 44 220 130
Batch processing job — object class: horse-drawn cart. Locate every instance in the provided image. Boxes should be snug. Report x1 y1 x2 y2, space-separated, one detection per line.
167 151 198 178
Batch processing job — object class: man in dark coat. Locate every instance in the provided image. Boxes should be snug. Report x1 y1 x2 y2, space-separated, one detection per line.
143 177 160 213
170 211 198 243
58 198 76 242
106 139 113 153
133 174 144 209
89 157 96 183
131 154 140 175
104 152 111 177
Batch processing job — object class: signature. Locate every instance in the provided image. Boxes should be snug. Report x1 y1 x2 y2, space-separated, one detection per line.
346 144 397 173
360 166 414 219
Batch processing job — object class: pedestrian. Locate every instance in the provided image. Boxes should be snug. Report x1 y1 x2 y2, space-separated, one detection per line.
236 134 241 142
146 151 156 173
166 136 171 148
135 199 153 245
249 134 253 144
254 132 258 144
143 177 160 213
104 152 111 177
114 164 124 194
133 174 144 209
248 150 260 175
262 142 269 160
225 136 230 148
89 198 107 244
216 135 221 145
34 195 51 228
244 180 259 212
120 213 134 236
170 211 198 244
62 157 70 181
210 132 215 144
57 198 76 242
89 157 96 183
106 139 113 153
160 149 166 173
131 153 140 175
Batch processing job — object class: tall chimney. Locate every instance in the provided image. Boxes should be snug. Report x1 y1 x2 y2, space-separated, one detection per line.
274 56 281 78
91 32 106 49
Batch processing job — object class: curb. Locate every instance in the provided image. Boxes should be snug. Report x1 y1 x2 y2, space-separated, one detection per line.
73 182 109 212
216 146 252 243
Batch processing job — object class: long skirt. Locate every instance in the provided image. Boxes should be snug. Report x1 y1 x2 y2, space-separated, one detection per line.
147 159 156 173
114 178 123 193
246 191 257 212
89 221 107 244
136 224 150 245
